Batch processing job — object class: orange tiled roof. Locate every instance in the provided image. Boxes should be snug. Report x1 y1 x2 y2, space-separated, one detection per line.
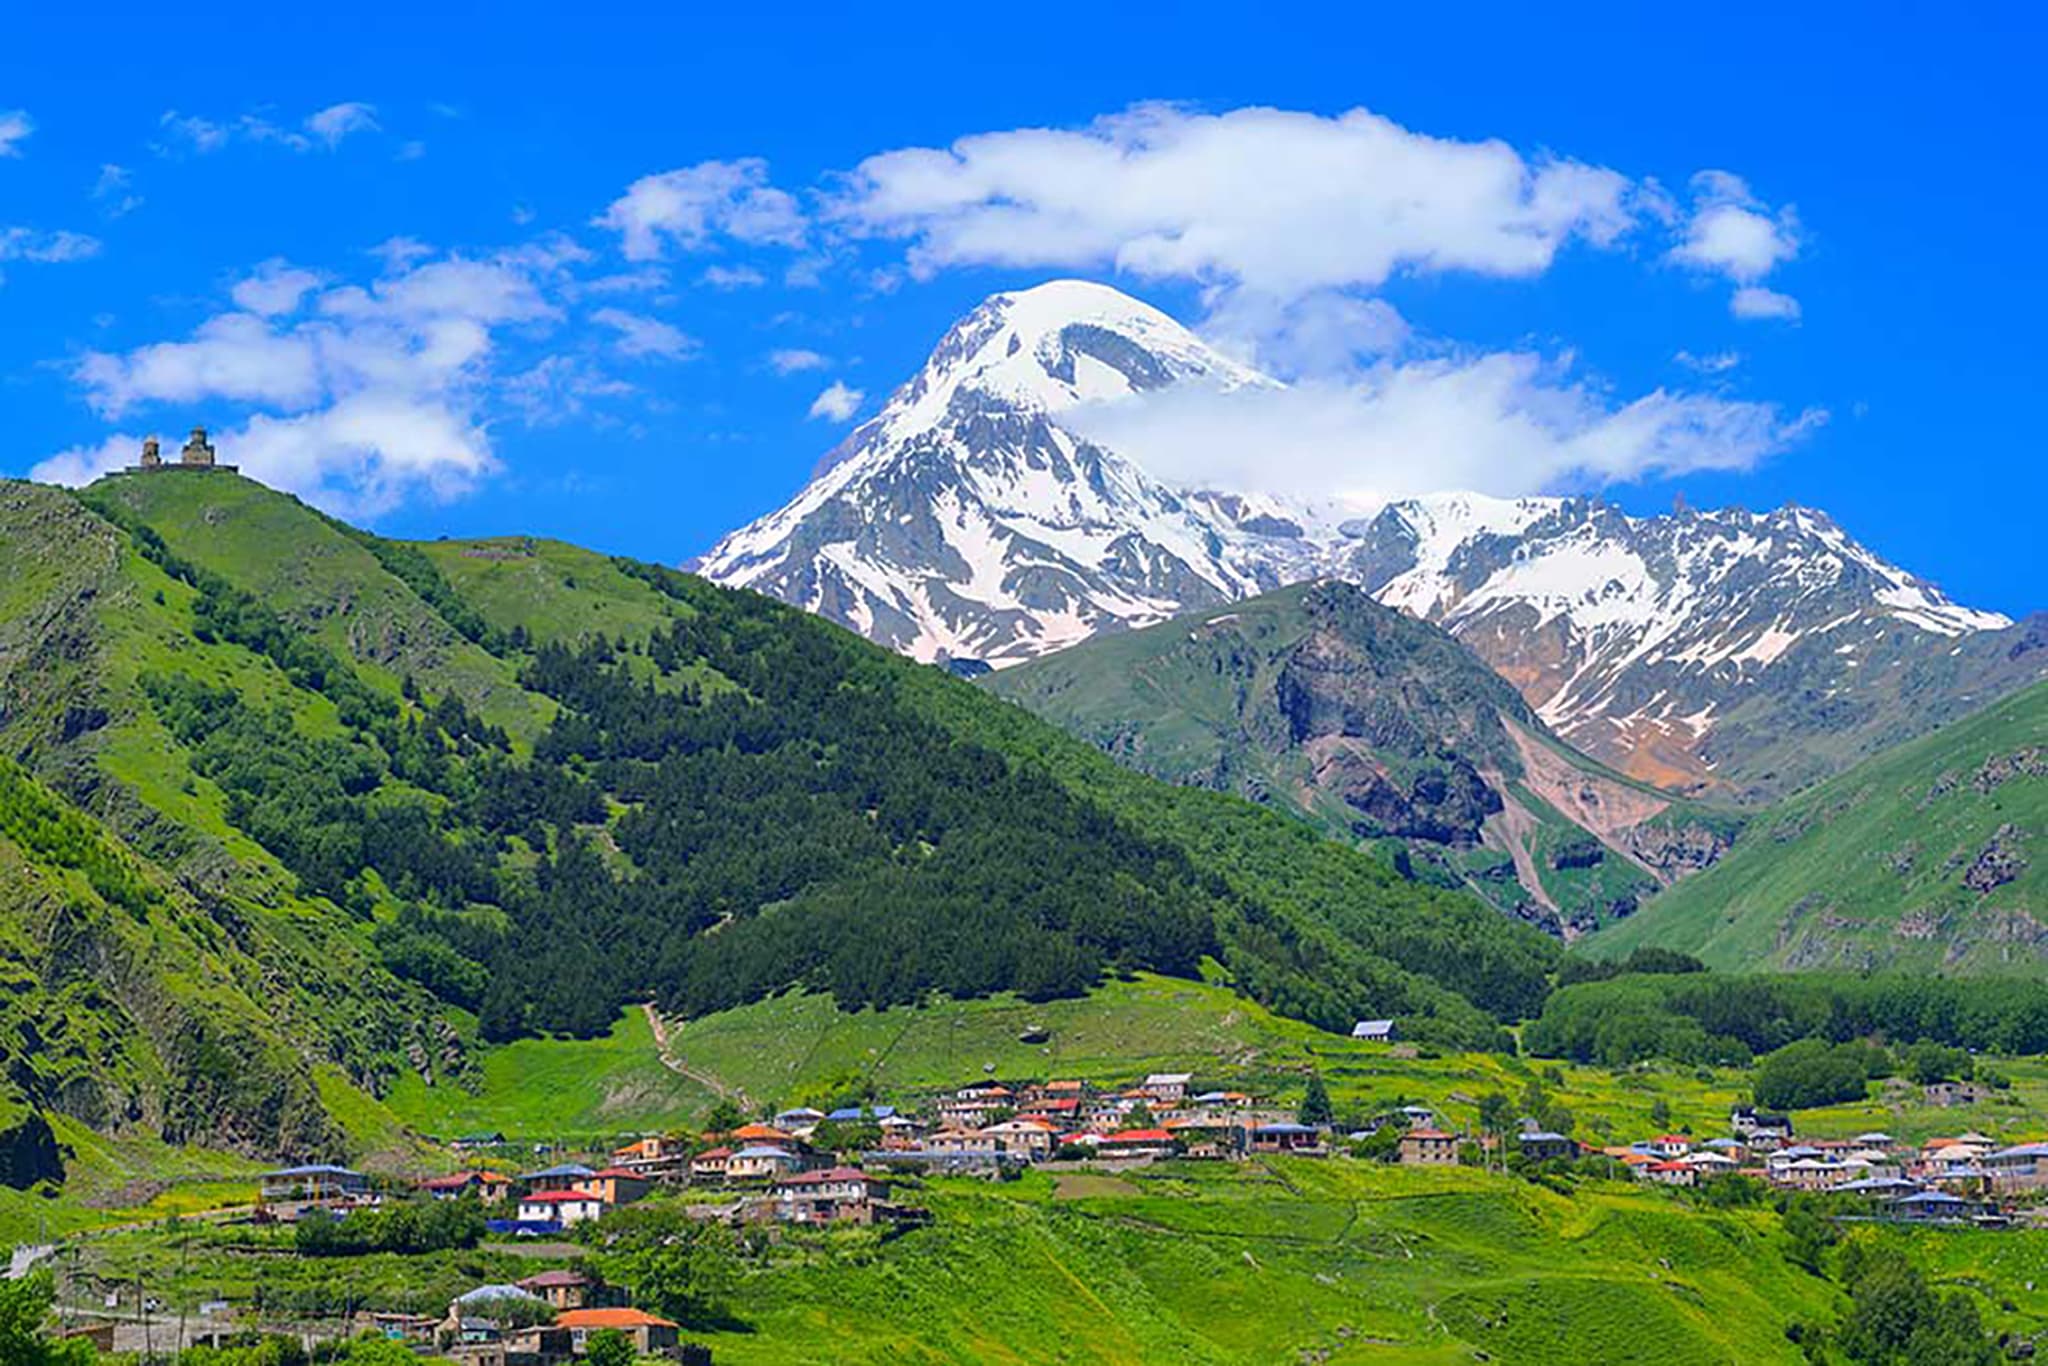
557 1308 677 1330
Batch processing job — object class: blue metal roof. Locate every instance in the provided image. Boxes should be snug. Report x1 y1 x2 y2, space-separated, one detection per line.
825 1105 897 1121
519 1163 596 1180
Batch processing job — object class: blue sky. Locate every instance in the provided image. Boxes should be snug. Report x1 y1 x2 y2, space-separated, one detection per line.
2 2 2040 614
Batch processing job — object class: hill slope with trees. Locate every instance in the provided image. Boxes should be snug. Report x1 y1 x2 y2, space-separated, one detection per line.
0 471 1560 1177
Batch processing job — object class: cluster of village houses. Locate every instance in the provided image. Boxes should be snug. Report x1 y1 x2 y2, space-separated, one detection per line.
243 1073 2048 1362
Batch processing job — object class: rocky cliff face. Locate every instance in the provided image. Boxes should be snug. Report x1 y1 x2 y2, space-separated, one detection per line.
699 280 2038 802
986 581 1731 936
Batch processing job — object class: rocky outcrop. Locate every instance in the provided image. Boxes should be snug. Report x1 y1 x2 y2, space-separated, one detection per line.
0 1099 62 1189
1965 824 2030 894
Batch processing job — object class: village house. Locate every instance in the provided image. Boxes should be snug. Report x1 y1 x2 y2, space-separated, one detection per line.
1097 1128 1181 1160
611 1135 690 1178
452 1132 507 1153
260 1164 370 1205
519 1163 597 1193
572 1168 652 1206
1682 1151 1739 1177
1772 1157 1853 1191
1924 1080 1991 1108
728 1123 802 1149
1730 1107 1793 1147
1141 1073 1193 1107
1248 1122 1325 1156
982 1118 1059 1161
1643 1134 1691 1159
1350 1019 1397 1043
516 1189 608 1227
1163 1116 1236 1159
555 1308 680 1357
726 1145 803 1181
926 1128 1003 1160
1835 1176 1923 1200
421 1170 512 1204
1920 1138 1993 1182
515 1269 597 1311
825 1104 897 1125
1981 1142 2048 1191
1020 1097 1084 1129
1893 1189 1975 1223
1644 1160 1697 1187
774 1107 827 1132
937 1083 1015 1130
1398 1129 1459 1166
499 1323 573 1365
690 1147 733 1181
769 1166 891 1223
1517 1131 1576 1162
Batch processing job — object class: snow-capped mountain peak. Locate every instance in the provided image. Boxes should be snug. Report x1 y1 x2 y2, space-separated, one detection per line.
871 278 1270 444
695 281 1306 667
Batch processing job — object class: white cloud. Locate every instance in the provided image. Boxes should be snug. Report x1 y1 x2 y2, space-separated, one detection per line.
503 356 636 427
592 306 697 360
91 164 143 218
595 159 805 260
0 226 100 264
1202 291 1410 379
1674 349 1742 374
77 312 324 415
581 267 669 296
0 109 33 158
835 104 1638 301
1670 171 1799 283
808 380 864 421
768 347 829 375
699 264 766 289
1065 352 1825 508
307 102 380 148
231 259 326 316
48 243 604 514
30 433 139 487
157 102 384 156
1730 285 1802 322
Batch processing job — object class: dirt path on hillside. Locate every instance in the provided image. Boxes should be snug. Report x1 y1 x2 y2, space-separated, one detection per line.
642 1004 751 1109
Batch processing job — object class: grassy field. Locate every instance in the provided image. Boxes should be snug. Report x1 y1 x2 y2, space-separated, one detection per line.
382 1006 714 1143
695 1160 1839 1365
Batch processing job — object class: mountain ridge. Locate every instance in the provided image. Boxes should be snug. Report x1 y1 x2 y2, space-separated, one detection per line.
698 278 2042 801
985 579 1736 934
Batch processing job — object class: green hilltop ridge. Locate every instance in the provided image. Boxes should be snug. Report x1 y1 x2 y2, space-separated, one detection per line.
984 580 1738 936
1586 678 2047 972
0 470 1558 1189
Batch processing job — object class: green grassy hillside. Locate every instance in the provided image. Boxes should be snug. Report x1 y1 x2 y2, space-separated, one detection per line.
985 582 1736 935
1588 681 2046 971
